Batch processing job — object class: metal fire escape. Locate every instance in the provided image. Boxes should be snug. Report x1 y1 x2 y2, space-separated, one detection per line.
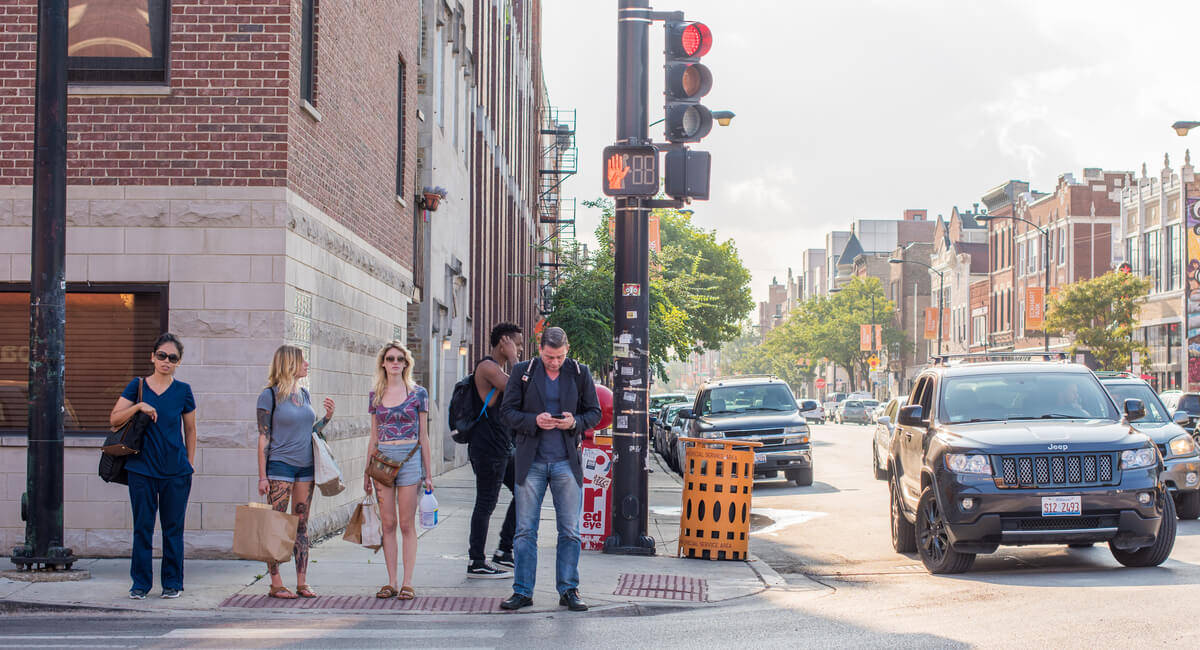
537 107 577 315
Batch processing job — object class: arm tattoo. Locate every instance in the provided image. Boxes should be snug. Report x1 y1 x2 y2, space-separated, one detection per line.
312 415 329 435
257 408 271 440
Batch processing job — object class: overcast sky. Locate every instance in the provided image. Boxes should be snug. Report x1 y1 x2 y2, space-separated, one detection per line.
540 0 1200 305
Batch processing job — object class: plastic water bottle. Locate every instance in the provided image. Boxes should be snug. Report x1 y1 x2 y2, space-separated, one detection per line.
419 489 438 529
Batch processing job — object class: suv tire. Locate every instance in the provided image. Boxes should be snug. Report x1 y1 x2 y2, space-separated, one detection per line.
1110 493 1177 568
915 487 976 574
872 444 887 480
890 473 916 553
787 468 813 486
1174 489 1200 520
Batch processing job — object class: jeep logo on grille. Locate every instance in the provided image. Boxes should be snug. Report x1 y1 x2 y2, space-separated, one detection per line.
1048 443 1068 452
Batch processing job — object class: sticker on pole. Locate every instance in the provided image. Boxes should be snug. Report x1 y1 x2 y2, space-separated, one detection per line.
622 283 641 296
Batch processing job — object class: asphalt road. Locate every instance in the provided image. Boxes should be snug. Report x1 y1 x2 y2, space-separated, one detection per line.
2 422 1198 648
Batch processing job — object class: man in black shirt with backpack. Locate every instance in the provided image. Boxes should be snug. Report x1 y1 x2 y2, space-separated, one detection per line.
464 323 523 578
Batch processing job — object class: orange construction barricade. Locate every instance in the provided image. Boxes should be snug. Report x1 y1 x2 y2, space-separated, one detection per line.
677 437 762 560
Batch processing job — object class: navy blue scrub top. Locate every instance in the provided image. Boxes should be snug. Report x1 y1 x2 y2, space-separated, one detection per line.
120 378 196 478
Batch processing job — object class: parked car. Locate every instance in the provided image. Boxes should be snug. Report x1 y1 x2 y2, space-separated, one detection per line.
889 359 1175 574
798 398 824 424
861 398 880 420
650 392 689 414
1159 390 1200 431
871 397 901 480
836 399 871 425
654 402 690 457
678 376 813 485
1099 374 1200 519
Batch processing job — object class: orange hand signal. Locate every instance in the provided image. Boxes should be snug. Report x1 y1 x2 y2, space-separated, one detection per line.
606 154 632 190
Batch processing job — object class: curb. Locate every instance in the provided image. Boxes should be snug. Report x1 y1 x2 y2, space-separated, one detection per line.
0 599 133 615
746 553 787 589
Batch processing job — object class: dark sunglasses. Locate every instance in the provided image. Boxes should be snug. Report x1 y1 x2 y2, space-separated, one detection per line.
154 351 180 363
384 355 406 363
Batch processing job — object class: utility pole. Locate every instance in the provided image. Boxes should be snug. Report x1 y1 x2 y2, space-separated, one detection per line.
12 0 74 571
605 0 655 556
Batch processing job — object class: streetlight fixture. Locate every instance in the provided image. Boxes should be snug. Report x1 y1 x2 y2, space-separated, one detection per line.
649 110 735 129
1172 121 1200 136
975 213 1051 352
889 256 945 357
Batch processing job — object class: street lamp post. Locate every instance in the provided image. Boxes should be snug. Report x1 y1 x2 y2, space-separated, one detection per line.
889 257 945 358
976 214 1050 352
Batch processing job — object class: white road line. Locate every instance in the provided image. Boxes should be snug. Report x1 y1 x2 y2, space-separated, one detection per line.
162 628 506 639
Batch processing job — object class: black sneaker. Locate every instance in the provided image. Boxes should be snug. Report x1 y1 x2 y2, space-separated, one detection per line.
500 593 533 610
128 589 147 600
492 549 515 568
466 562 511 579
161 588 182 599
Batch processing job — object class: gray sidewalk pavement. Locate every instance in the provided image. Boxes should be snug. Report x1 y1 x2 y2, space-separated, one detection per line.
1 453 780 615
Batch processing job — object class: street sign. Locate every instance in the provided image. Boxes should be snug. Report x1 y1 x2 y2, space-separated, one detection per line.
815 378 827 389
602 145 658 196
868 355 880 370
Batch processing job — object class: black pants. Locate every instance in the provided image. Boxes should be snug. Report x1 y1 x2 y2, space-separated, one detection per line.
468 448 516 563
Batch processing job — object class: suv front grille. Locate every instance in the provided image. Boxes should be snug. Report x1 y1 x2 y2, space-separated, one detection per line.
1002 515 1117 531
997 453 1115 488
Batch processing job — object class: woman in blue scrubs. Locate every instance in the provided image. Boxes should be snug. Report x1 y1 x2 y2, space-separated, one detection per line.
108 333 197 600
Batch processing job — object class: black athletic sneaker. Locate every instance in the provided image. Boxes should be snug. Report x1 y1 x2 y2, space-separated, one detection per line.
467 562 511 579
161 588 182 599
128 589 147 600
492 550 515 568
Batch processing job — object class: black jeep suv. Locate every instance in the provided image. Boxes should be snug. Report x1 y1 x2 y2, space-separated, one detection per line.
888 360 1175 574
679 376 813 486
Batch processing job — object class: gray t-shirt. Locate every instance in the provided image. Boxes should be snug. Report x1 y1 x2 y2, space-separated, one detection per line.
257 387 315 468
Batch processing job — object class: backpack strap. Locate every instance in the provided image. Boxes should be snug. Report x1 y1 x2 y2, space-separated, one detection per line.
267 387 276 438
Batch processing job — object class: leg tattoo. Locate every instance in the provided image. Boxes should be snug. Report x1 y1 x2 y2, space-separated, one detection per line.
266 480 292 576
294 491 312 575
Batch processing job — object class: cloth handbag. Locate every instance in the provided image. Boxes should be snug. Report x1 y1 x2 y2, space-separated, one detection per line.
232 502 300 564
342 493 382 552
366 445 418 485
312 431 345 497
102 378 150 457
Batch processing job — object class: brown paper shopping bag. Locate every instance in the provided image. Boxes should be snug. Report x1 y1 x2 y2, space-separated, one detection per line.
342 499 365 544
232 502 299 563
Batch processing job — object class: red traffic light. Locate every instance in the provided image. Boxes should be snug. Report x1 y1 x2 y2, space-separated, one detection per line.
667 21 712 59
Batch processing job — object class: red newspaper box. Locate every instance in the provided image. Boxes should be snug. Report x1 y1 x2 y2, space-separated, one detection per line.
581 385 613 551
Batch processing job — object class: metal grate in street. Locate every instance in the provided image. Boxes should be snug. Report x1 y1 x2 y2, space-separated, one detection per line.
613 573 707 601
220 594 502 613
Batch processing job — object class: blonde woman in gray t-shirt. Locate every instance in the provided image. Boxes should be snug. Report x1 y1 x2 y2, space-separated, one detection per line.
256 345 335 599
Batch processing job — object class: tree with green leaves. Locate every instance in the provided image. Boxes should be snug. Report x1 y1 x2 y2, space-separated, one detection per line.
546 199 753 380
1044 270 1152 371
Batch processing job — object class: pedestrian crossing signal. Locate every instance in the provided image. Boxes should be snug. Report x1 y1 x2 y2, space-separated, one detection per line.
602 145 658 197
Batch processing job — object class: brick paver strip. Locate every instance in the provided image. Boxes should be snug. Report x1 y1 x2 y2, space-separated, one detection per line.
613 573 707 601
221 594 503 613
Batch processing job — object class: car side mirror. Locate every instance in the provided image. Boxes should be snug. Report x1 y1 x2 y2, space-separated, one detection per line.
678 408 694 420
897 404 925 427
1173 410 1190 426
876 415 891 427
1124 398 1145 422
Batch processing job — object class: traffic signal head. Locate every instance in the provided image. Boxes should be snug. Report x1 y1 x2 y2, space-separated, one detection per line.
663 20 714 143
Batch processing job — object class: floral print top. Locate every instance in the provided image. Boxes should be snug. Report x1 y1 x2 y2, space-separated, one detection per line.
369 386 428 442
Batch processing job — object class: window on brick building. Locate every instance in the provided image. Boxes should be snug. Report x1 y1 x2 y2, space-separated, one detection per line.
1145 231 1161 292
1167 224 1181 291
0 285 166 435
301 0 317 105
1059 225 1067 265
396 57 407 198
67 0 169 84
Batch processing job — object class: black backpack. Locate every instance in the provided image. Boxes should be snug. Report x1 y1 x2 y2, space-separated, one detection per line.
448 370 495 444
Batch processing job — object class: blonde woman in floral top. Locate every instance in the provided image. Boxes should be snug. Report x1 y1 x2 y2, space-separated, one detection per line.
364 341 432 600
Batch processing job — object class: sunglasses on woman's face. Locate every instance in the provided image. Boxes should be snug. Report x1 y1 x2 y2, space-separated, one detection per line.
154 351 180 364
384 355 406 363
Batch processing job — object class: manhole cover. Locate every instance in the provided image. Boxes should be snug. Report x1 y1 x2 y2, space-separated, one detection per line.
221 594 501 613
614 573 707 602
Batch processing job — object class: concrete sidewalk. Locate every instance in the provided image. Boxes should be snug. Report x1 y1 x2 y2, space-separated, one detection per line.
0 453 779 615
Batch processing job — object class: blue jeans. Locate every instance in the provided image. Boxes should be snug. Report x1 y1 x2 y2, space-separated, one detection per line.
513 460 582 597
128 471 192 592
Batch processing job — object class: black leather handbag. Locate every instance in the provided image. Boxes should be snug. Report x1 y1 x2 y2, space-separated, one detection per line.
101 379 150 457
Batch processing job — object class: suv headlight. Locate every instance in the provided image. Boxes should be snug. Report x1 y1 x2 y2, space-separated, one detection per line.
1120 446 1158 469
1167 434 1198 458
944 453 991 475
699 429 724 439
783 425 809 444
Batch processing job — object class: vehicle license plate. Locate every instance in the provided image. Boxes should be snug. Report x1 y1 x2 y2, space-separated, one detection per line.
1041 495 1081 517
754 453 766 464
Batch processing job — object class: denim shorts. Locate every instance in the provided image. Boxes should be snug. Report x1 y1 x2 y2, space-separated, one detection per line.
266 459 315 483
377 442 423 487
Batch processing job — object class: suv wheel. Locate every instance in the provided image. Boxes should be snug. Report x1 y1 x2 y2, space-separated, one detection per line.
872 444 887 480
915 487 975 574
787 468 813 486
1110 492 1177 567
1174 489 1200 520
889 473 916 553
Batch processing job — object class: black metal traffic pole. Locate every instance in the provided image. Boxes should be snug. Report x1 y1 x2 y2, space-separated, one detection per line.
12 0 74 571
605 0 655 556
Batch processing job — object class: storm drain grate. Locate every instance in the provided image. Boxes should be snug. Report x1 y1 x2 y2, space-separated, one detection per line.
220 594 502 613
613 573 707 602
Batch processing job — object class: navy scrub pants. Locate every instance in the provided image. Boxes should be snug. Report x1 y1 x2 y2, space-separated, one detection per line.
127 471 192 592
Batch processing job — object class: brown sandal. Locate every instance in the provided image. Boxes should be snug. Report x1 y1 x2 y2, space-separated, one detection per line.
268 585 297 599
296 585 317 598
376 585 397 599
398 585 415 600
